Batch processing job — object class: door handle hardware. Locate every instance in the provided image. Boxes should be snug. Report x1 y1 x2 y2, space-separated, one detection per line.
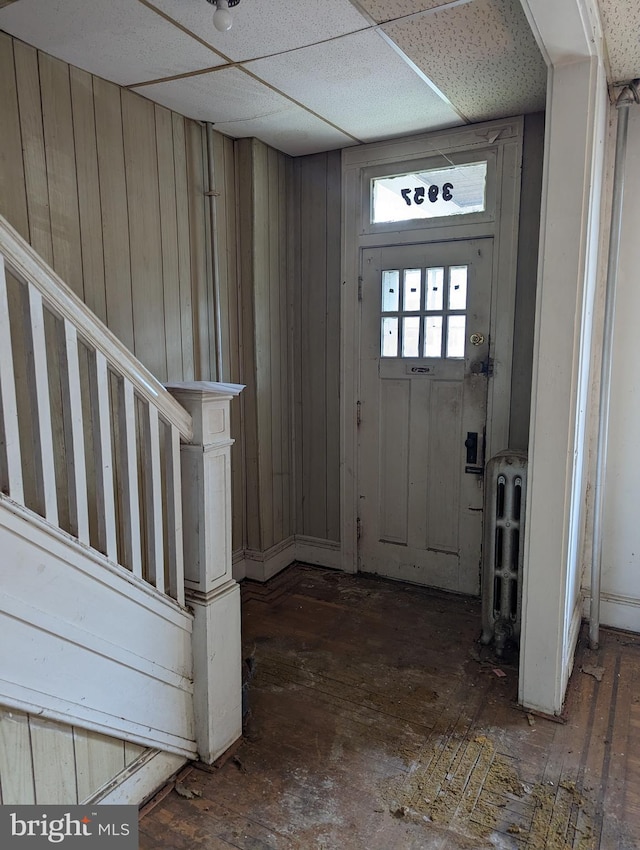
465 432 478 465
470 357 494 377
470 332 485 346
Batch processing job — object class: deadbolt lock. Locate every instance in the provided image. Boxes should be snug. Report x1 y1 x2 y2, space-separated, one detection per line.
470 332 485 346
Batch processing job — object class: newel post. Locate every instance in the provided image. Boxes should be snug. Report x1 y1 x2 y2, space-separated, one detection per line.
166 381 244 764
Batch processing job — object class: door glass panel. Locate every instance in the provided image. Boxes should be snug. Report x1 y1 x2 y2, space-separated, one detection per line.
381 317 398 357
403 269 422 312
402 316 420 357
371 161 488 223
449 266 468 310
424 316 443 358
447 315 466 358
426 267 444 311
382 270 400 312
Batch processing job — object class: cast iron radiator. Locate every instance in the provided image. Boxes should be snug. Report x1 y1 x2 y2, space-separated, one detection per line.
481 450 527 655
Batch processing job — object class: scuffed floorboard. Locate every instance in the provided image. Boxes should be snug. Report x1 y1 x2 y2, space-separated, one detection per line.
140 564 640 849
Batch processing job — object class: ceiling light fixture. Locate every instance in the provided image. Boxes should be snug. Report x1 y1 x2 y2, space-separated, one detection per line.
207 0 240 33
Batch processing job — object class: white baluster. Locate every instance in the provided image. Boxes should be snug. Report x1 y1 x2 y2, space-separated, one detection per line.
25 283 57 524
144 404 164 593
90 349 117 560
0 255 24 504
165 422 185 605
118 379 142 578
58 320 89 544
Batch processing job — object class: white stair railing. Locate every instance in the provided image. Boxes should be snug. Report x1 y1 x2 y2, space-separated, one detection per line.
0 215 192 606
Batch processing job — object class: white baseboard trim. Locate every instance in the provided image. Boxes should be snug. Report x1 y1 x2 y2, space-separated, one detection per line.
582 589 640 634
295 536 342 569
234 536 343 583
232 550 246 582
243 537 297 582
85 749 187 806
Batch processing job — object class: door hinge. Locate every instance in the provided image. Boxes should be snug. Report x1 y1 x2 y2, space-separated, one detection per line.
356 400 361 426
358 276 363 301
357 517 362 540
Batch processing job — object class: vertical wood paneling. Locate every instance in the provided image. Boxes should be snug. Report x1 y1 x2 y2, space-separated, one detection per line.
13 41 53 264
280 155 292 540
122 91 166 380
1 36 209 392
30 717 78 804
125 742 145 765
235 139 294 554
172 114 195 381
186 120 211 382
74 728 125 802
1 33 243 560
0 709 149 805
0 708 35 804
237 139 260 551
93 77 135 352
290 159 303 542
301 155 328 539
325 152 342 542
254 142 273 552
294 152 342 544
155 105 183 381
0 33 29 239
69 67 107 323
214 134 244 553
38 52 83 299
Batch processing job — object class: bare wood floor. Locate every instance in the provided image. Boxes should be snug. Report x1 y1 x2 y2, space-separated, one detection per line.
140 565 640 849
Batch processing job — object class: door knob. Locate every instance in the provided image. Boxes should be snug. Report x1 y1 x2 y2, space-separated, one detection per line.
470 332 485 346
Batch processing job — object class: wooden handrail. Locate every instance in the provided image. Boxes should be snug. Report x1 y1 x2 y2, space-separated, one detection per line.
0 215 192 442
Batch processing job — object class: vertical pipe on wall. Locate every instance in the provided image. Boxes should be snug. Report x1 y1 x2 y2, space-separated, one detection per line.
206 123 224 381
590 81 640 650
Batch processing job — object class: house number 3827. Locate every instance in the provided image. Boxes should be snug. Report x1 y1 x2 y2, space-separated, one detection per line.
400 183 453 205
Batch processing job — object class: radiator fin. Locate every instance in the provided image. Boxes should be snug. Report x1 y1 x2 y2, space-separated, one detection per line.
481 451 527 655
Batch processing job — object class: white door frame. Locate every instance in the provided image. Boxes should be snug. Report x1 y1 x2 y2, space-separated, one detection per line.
340 117 524 576
517 0 610 715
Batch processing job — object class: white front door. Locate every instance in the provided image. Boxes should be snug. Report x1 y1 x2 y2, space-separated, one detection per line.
358 239 494 594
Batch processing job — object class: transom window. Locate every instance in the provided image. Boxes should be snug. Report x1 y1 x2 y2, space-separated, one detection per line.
371 161 487 224
380 266 468 359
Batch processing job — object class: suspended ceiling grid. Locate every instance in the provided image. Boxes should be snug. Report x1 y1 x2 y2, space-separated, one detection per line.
0 0 637 156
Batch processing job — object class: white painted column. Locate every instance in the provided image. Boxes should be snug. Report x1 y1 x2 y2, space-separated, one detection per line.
518 53 609 714
166 381 245 764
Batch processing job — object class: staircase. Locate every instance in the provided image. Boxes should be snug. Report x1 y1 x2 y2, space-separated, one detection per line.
0 215 242 804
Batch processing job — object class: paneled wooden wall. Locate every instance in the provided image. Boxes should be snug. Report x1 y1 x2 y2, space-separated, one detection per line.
0 32 217 384
291 151 342 544
0 707 145 804
0 31 246 547
236 139 293 554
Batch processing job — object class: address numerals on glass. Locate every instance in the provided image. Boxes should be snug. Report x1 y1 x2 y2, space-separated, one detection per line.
400 183 454 206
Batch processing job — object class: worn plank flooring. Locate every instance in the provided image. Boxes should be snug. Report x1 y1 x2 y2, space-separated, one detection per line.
140 565 640 849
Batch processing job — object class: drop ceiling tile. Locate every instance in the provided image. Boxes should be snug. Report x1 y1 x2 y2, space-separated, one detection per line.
0 0 224 86
133 67 356 156
383 0 546 121
146 0 370 62
599 0 640 83
247 28 463 142
353 0 462 24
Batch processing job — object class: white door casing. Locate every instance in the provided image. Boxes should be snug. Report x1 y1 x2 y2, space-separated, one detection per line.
358 239 493 593
341 118 524 577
